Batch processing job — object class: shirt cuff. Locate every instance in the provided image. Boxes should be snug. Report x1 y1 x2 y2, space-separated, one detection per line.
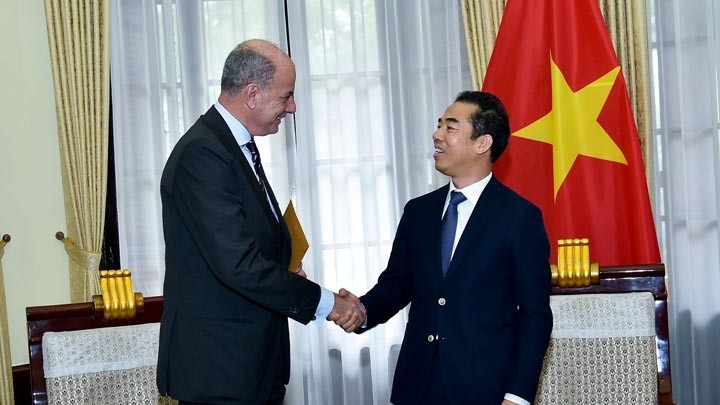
314 287 334 321
504 393 530 405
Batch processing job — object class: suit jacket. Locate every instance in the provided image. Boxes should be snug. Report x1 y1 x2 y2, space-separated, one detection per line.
360 176 553 404
156 106 321 404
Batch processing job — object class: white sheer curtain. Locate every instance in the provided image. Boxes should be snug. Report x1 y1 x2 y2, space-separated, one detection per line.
285 2 469 404
648 0 720 403
111 0 469 403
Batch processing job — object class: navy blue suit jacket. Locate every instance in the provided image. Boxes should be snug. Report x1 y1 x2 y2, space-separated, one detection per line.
360 176 552 404
157 106 321 403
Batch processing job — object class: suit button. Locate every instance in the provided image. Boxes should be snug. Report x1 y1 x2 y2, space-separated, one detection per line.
427 335 435 342
438 298 446 306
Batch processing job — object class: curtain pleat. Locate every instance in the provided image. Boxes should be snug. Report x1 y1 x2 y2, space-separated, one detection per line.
0 239 14 404
44 0 110 302
461 0 506 90
461 0 652 172
649 0 720 401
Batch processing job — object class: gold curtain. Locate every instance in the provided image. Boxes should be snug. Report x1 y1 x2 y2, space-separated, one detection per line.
45 0 110 302
461 0 506 90
0 237 14 404
461 0 652 170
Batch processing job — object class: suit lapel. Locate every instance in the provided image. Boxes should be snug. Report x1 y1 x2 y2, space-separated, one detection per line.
201 106 280 232
263 172 292 261
428 185 449 283
444 176 507 279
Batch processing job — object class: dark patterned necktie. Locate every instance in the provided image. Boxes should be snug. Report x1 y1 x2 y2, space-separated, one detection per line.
440 191 467 277
245 140 267 196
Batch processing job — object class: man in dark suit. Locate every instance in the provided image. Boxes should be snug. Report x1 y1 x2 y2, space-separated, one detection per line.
157 39 366 405
357 92 553 405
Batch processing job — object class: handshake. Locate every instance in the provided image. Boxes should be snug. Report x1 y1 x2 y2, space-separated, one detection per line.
328 288 366 333
295 265 365 332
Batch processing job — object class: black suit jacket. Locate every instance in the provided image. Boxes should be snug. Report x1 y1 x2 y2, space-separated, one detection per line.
156 106 321 404
360 176 553 404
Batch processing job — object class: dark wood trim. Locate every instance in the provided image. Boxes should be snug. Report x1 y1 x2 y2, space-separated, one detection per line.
552 264 667 299
552 264 673 405
13 364 31 405
26 296 164 405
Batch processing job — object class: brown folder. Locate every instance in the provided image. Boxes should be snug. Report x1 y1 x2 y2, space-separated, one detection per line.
283 201 309 272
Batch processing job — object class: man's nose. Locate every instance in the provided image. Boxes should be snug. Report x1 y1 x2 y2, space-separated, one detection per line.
286 96 297 113
432 129 442 141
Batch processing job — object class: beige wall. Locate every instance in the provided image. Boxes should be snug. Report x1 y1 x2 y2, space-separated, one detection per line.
0 0 70 365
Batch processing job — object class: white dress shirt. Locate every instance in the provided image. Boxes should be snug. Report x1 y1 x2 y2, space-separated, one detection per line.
442 173 492 259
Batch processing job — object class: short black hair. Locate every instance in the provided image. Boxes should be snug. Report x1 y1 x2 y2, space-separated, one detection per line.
454 91 510 163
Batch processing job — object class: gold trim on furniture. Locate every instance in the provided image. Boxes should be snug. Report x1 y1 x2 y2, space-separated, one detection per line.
551 238 600 287
92 270 144 320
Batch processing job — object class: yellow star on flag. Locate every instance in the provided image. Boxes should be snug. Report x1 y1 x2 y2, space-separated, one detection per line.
513 56 628 199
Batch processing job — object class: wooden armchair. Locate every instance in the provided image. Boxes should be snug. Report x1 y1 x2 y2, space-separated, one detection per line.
537 264 673 405
26 296 170 405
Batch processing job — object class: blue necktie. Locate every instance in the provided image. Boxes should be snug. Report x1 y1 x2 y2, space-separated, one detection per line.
245 140 267 196
440 191 467 277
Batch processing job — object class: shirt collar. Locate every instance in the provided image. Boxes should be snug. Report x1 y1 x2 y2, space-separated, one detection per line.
215 101 252 146
448 172 493 206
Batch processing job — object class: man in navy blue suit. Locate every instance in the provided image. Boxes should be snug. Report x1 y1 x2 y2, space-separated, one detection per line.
357 91 553 404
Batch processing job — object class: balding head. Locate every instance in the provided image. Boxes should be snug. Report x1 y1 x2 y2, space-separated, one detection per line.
218 40 297 136
220 39 293 96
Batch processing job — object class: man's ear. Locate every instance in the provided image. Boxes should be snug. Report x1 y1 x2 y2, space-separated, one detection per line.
475 134 493 156
243 84 262 110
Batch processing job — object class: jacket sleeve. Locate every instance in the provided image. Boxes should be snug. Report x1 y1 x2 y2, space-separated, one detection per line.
506 203 553 401
167 137 321 324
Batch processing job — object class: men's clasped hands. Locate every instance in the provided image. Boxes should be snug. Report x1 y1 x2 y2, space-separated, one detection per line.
327 288 366 333
294 262 365 333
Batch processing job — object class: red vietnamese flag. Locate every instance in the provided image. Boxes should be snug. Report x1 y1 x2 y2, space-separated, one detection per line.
482 0 660 265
